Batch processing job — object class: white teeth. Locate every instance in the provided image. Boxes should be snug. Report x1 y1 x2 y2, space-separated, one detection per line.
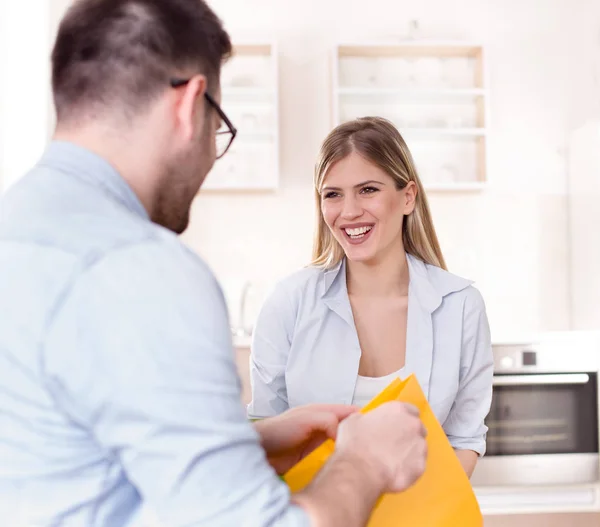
344 226 372 237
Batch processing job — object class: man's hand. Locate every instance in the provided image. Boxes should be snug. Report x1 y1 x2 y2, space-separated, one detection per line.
334 401 428 493
293 401 428 527
253 404 358 475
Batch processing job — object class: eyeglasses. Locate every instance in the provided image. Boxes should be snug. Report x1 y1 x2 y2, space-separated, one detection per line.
169 78 237 159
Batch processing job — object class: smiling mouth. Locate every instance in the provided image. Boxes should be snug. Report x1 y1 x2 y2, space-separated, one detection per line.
340 225 375 245
344 225 372 239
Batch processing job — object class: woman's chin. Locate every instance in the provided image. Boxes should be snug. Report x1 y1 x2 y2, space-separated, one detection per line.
343 247 377 264
337 234 380 264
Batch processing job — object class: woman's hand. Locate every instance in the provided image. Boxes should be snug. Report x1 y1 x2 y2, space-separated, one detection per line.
253 404 359 475
455 449 479 478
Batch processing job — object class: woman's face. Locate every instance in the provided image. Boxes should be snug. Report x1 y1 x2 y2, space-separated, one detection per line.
320 152 416 265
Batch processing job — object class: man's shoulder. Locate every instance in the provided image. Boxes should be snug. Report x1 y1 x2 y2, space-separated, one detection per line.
87 229 214 282
1 168 151 253
1 168 217 298
1 166 196 267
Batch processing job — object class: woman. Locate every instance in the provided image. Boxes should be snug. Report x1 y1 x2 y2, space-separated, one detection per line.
247 116 493 477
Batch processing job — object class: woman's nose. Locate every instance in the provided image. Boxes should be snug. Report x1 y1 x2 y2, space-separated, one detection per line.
340 196 362 219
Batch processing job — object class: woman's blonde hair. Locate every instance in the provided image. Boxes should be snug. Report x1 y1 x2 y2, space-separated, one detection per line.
311 116 446 270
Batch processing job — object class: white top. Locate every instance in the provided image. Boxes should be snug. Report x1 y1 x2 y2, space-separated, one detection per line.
352 367 406 408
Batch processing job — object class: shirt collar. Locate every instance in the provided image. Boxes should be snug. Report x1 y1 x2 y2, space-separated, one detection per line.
321 253 473 314
38 140 149 221
322 258 346 298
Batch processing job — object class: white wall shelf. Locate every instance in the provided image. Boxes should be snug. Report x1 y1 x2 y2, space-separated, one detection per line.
332 41 490 191
401 128 486 136
338 87 487 97
221 87 275 98
426 182 487 192
202 41 279 192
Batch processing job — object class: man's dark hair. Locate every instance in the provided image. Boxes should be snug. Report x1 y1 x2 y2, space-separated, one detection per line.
51 0 232 122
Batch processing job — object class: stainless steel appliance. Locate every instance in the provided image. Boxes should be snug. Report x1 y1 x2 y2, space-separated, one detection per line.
471 335 600 487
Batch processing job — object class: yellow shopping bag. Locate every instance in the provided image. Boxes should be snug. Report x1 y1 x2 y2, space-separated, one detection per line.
283 374 483 526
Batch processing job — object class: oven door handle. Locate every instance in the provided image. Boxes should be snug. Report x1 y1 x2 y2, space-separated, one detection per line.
493 373 590 386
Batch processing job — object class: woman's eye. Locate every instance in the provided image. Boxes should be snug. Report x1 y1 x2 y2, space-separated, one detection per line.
323 191 340 199
361 186 379 194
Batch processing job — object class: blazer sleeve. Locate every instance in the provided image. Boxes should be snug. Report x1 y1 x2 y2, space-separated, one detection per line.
443 287 494 456
247 281 296 419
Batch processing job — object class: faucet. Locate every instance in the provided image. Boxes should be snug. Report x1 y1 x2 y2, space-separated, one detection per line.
233 281 253 338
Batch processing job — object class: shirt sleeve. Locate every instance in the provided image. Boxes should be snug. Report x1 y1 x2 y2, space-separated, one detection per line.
42 238 310 527
247 281 295 420
442 287 494 457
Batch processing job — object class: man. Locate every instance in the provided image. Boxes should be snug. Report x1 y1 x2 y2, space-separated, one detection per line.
0 1 427 526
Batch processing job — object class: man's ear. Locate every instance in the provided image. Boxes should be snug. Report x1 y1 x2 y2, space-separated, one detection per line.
174 74 207 141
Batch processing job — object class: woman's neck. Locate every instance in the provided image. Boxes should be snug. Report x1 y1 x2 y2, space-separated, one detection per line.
346 250 410 298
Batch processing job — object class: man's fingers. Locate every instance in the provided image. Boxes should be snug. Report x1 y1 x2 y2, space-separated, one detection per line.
303 411 345 441
396 402 420 416
294 403 426 444
299 404 360 422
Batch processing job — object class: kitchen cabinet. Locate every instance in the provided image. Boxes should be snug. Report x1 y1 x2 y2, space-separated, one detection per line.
202 42 280 191
568 121 600 330
331 41 489 191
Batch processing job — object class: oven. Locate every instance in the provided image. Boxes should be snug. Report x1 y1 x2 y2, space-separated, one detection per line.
470 338 600 487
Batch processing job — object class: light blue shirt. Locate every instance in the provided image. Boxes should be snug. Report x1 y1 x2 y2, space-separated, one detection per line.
0 141 309 527
248 255 494 456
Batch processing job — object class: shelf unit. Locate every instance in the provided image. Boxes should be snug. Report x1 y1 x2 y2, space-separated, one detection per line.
332 42 489 190
202 42 279 191
337 87 487 97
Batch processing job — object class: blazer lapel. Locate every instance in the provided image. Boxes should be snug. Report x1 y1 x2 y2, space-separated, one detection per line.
317 254 472 404
320 259 362 404
404 255 442 399
322 258 356 329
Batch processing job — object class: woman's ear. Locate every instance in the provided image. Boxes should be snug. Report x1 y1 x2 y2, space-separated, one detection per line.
404 181 417 215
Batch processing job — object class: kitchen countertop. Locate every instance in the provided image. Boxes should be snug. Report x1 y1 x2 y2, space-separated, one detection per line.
476 483 600 516
231 331 600 516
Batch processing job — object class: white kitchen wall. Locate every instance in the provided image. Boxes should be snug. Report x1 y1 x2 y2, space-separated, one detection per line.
569 0 600 131
0 0 71 193
0 1 52 192
567 0 600 331
2 0 594 340
181 0 589 341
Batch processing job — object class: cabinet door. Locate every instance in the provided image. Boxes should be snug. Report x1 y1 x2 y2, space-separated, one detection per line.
569 122 600 329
